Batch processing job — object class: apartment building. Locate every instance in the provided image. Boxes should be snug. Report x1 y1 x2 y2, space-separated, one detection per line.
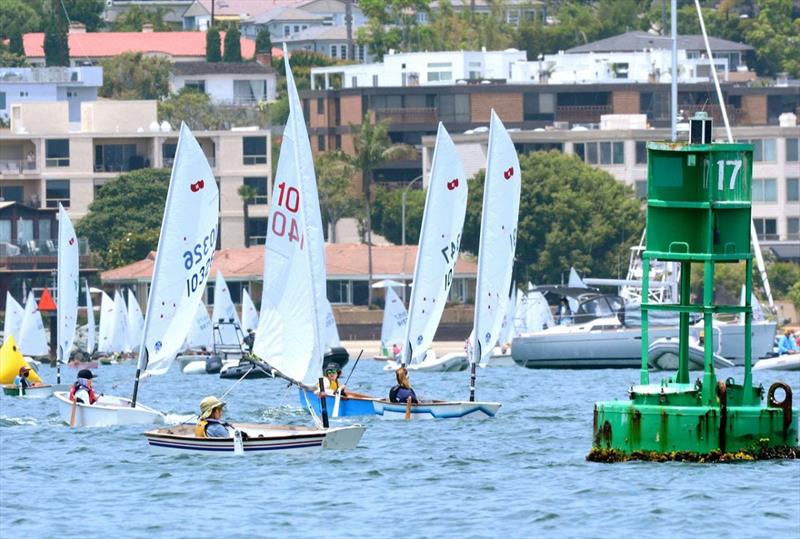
422 118 800 261
0 100 272 251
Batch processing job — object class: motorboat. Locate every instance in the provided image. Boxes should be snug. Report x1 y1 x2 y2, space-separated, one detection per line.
753 354 800 372
647 336 734 370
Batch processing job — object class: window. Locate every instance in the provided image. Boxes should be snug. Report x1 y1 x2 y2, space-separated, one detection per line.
17 219 33 242
438 94 469 123
523 93 555 121
468 61 482 80
788 178 799 202
636 141 648 164
635 180 647 199
183 79 205 93
752 179 777 202
94 143 141 172
45 139 69 167
358 45 366 62
787 217 799 240
787 138 799 162
372 74 379 87
317 97 324 114
0 92 5 109
19 91 28 97
0 185 23 203
242 136 267 165
573 142 623 165
284 25 290 36
0 220 10 243
743 139 777 162
334 134 341 150
233 80 267 104
66 90 77 98
327 280 351 304
46 179 70 208
427 62 453 83
352 280 368 305
506 9 520 25
640 91 670 121
39 219 51 240
162 142 177 166
351 76 358 88
318 135 326 151
330 45 337 58
243 177 268 204
247 217 268 245
293 25 299 33
753 218 777 240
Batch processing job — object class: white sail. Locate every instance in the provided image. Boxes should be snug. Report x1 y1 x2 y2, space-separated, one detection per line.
185 300 214 349
380 286 407 353
403 123 468 365
127 288 144 352
241 288 259 333
567 267 587 313
97 291 115 353
84 280 95 354
514 285 528 334
471 111 521 366
56 204 80 362
18 291 48 356
111 290 130 353
137 123 219 375
526 290 554 332
211 271 241 345
254 50 327 387
323 298 341 349
497 286 517 346
3 292 24 342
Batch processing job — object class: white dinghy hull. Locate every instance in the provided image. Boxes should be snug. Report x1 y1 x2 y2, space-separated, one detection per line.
143 423 365 455
647 337 734 370
753 355 800 372
54 391 165 427
383 351 468 373
372 400 501 420
2 383 69 398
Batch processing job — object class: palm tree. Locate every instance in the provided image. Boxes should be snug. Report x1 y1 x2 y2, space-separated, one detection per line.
351 114 417 305
237 183 258 248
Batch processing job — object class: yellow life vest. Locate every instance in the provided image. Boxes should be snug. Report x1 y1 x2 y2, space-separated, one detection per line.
329 379 339 392
195 419 208 438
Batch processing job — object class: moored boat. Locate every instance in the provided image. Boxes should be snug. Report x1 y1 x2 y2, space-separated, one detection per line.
753 354 800 371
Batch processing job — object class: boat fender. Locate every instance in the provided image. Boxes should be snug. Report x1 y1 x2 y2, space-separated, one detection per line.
767 382 793 434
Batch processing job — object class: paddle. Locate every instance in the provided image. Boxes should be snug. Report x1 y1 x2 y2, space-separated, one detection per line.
69 397 77 428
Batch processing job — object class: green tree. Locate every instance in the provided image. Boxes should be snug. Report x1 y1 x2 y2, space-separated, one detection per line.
99 52 171 100
112 5 172 31
766 261 800 298
223 27 243 62
462 151 643 284
788 281 800 311
0 46 28 67
76 169 171 267
255 27 272 54
315 151 360 242
744 0 800 77
9 30 25 57
237 183 258 248
105 229 161 268
44 1 69 67
0 0 41 39
206 27 221 62
351 115 417 304
158 88 270 130
370 185 426 245
272 50 342 90
61 0 104 32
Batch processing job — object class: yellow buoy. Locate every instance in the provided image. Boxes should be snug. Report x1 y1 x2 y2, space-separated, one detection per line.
0 336 43 385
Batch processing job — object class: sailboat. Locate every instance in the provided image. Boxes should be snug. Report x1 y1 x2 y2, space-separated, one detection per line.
2 292 24 343
96 291 115 357
2 205 77 397
146 50 365 453
55 123 219 427
241 288 259 334
211 271 244 352
127 289 144 353
178 300 215 372
84 280 96 358
17 291 49 357
375 286 407 360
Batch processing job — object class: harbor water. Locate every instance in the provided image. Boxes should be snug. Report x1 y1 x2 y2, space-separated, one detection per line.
2 359 799 538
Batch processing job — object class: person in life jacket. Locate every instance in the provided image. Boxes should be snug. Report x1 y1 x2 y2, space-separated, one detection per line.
194 396 230 438
68 369 99 405
321 364 346 396
389 366 418 404
13 366 37 389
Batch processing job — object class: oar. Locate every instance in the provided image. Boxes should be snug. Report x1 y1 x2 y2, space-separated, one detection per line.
405 396 412 421
69 397 77 428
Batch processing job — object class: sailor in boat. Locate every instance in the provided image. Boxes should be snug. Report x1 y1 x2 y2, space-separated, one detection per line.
320 364 346 396
243 329 256 353
557 298 573 326
195 396 232 438
778 329 799 355
389 367 418 404
391 343 401 360
69 369 99 405
13 366 39 390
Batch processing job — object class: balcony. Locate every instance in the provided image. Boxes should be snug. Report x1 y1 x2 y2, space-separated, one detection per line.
556 105 612 124
0 238 92 270
0 159 37 175
374 107 439 124
681 104 744 125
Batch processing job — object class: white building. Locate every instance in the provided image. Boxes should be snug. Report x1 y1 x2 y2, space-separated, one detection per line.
0 66 102 123
170 62 278 104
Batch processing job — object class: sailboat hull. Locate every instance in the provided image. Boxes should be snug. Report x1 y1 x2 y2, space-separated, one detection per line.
2 384 56 398
382 351 469 373
372 400 501 420
143 423 365 454
54 391 165 427
298 388 378 417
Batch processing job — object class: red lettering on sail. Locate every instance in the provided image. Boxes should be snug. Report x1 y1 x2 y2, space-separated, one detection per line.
503 167 514 180
68 238 75 245
190 180 205 192
446 178 459 190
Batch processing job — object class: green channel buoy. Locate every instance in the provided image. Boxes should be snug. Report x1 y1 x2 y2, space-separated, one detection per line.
588 112 798 462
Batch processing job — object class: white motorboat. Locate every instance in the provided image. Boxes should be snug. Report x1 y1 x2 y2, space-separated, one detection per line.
753 354 800 372
382 350 469 372
55 391 165 427
647 336 734 370
144 423 365 455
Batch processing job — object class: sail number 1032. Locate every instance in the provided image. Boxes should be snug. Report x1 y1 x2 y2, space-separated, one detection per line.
183 225 217 297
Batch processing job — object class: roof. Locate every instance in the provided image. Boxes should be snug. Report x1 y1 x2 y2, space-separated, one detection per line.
281 25 348 43
101 244 477 282
252 6 326 24
190 0 307 18
172 61 275 75
566 31 753 54
23 31 256 59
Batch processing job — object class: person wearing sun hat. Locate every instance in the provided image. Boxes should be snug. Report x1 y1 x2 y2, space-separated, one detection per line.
194 396 230 438
69 369 99 405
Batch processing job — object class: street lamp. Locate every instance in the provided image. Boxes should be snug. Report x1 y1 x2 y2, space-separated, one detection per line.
401 174 423 246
